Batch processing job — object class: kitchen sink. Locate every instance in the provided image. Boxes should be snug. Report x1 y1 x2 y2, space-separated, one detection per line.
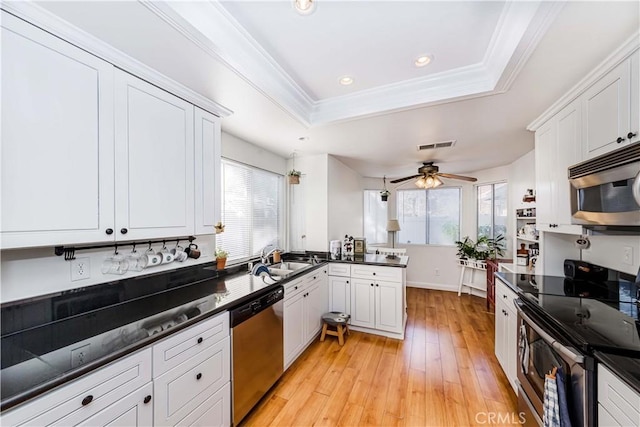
267 261 313 277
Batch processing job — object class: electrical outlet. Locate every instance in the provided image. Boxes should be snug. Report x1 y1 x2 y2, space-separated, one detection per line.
71 344 91 369
435 268 440 276
623 246 633 265
71 257 90 281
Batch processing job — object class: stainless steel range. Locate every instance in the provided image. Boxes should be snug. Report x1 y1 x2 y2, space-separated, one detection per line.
506 260 639 427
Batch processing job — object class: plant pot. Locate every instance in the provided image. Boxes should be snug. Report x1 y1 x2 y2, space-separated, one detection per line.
216 257 227 270
288 175 300 184
381 195 388 201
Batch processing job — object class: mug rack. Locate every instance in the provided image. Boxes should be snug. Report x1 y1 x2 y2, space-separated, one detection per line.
54 236 196 261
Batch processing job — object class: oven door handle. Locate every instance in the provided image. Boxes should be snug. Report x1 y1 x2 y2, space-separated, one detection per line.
515 300 585 365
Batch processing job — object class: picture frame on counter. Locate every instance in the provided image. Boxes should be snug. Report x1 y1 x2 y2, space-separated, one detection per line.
354 238 366 254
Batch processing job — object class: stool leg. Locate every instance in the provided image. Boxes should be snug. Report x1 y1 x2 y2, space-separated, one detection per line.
345 323 350 336
337 324 344 346
320 322 328 341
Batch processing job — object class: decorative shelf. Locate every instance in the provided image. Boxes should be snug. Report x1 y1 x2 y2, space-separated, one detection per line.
516 235 538 243
516 216 537 220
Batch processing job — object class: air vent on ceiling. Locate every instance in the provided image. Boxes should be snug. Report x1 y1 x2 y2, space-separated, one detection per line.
417 140 456 151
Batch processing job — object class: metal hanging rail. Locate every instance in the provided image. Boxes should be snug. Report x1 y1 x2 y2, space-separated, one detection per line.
54 236 196 261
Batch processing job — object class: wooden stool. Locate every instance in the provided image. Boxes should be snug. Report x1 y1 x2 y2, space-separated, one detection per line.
320 312 351 345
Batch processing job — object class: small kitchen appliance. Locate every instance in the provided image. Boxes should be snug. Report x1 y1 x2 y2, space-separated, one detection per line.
329 240 341 259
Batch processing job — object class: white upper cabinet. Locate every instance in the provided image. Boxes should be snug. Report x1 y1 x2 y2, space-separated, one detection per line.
194 108 221 235
582 50 639 159
535 101 583 235
1 12 115 249
114 70 195 241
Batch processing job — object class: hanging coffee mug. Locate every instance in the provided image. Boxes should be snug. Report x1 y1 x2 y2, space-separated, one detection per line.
171 244 188 262
186 243 201 259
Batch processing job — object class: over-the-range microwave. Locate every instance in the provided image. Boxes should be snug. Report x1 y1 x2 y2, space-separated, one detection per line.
569 141 640 231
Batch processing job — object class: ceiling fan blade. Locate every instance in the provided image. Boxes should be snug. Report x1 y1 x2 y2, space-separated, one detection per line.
390 174 422 184
437 172 477 182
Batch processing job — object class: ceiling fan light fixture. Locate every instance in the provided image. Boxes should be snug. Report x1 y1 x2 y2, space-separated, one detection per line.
294 0 316 15
415 174 443 189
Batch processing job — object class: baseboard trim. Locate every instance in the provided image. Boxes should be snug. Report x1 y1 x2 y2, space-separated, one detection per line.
407 281 486 298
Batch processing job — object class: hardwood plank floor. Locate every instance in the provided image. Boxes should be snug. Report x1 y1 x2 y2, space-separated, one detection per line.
242 288 518 427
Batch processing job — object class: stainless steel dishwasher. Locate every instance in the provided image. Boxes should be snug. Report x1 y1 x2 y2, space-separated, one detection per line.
230 286 284 426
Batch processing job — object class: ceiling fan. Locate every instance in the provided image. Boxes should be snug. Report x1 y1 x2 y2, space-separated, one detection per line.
390 162 477 188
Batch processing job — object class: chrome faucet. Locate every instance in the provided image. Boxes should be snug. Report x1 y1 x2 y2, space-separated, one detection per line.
260 245 281 265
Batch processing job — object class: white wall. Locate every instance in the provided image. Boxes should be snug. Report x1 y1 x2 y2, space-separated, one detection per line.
328 156 363 242
290 154 329 251
221 131 286 174
508 150 536 261
583 235 640 276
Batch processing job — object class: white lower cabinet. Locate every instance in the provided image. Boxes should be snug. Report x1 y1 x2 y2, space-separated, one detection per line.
283 269 329 369
76 383 153 427
1 312 232 427
494 278 518 392
328 276 351 314
598 364 640 427
351 278 403 334
0 349 152 426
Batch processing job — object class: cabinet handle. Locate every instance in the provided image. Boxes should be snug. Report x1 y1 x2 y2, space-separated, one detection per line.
197 337 203 344
370 283 374 287
120 228 128 234
105 228 113 235
376 284 379 287
81 395 93 406
346 281 349 284
313 276 316 280
294 286 298 290
373 272 376 275
503 295 507 299
617 136 625 143
196 373 202 380
144 395 152 404
628 132 637 139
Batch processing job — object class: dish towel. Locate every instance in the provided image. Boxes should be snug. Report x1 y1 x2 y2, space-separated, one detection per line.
543 367 561 427
519 324 530 374
556 366 572 427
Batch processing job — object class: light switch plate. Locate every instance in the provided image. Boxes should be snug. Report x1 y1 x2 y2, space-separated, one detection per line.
622 246 633 265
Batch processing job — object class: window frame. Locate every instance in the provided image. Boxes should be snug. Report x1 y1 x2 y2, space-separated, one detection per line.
218 158 285 264
395 186 462 247
476 180 508 240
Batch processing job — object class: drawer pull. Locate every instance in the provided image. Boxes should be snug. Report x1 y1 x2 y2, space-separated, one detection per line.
370 283 374 287
197 337 203 344
346 281 349 284
81 395 93 406
373 272 376 275
503 295 507 299
144 395 152 404
196 373 202 380
294 286 298 290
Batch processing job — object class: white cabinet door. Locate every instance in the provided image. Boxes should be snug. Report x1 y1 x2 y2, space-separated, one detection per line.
194 107 221 236
375 280 402 333
74 383 153 427
304 279 323 342
554 101 583 234
176 382 230 427
582 58 631 159
1 12 115 248
328 276 351 314
504 305 518 392
535 120 556 230
494 297 508 376
284 291 305 368
115 70 195 241
350 279 375 329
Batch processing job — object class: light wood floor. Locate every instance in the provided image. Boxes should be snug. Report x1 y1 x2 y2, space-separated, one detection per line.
242 288 518 426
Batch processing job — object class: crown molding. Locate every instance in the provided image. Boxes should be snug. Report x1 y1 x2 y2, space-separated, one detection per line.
144 1 555 126
527 30 640 131
1 1 232 118
142 0 314 126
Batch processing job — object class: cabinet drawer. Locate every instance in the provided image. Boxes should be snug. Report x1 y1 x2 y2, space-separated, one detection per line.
175 382 230 427
153 311 229 377
328 263 351 277
495 277 517 305
2 349 151 426
351 264 402 282
598 364 640 426
154 337 230 426
284 277 305 300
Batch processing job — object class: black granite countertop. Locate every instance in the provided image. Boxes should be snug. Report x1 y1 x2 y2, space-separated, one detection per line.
0 260 325 411
326 253 409 267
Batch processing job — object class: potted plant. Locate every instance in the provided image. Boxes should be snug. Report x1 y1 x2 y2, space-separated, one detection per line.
455 236 477 260
288 169 301 184
215 247 228 270
380 189 391 201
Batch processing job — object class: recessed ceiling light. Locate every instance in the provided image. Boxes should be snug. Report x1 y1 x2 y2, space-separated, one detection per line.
339 76 354 86
293 0 316 15
414 54 433 67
